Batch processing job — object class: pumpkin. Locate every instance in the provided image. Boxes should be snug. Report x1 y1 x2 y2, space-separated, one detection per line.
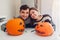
35 22 54 36
6 18 25 36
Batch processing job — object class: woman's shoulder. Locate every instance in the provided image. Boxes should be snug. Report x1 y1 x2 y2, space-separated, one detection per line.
42 14 52 18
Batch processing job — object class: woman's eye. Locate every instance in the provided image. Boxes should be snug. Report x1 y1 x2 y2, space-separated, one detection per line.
32 12 34 13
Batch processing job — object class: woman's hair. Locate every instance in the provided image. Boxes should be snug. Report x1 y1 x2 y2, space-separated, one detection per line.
29 7 38 12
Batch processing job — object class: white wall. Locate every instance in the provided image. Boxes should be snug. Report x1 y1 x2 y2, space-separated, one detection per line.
52 0 60 35
41 0 53 15
0 0 16 20
21 0 35 7
15 0 21 16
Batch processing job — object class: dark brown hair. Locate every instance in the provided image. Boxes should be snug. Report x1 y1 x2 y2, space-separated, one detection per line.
29 7 38 12
20 5 29 11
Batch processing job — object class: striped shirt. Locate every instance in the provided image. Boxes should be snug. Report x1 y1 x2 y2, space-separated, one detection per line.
31 14 55 31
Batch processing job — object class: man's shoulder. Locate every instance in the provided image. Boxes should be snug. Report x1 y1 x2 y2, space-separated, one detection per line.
17 16 21 18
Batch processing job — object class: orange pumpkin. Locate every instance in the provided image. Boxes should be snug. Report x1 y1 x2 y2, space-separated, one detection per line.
6 18 25 36
35 22 54 36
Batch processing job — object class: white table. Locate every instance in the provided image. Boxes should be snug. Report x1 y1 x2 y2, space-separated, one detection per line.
0 28 60 40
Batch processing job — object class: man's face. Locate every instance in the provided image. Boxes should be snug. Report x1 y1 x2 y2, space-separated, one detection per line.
20 9 29 20
30 10 39 19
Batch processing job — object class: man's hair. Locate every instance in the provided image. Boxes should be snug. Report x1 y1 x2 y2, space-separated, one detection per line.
20 5 29 11
29 7 38 12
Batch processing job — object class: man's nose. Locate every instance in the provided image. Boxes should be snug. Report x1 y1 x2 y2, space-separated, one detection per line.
24 13 27 16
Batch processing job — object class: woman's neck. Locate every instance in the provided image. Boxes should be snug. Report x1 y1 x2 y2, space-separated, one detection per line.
36 15 43 21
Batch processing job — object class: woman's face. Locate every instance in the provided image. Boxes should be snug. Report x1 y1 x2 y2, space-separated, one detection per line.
30 10 39 19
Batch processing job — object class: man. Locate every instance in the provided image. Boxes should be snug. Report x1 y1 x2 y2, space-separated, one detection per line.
18 5 31 28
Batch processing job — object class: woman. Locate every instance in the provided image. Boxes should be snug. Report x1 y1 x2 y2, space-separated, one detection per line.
29 7 55 31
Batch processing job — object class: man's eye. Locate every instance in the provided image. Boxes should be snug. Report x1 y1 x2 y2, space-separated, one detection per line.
22 12 24 13
26 12 29 14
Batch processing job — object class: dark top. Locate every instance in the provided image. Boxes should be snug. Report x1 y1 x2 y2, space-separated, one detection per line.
18 16 32 28
30 14 56 31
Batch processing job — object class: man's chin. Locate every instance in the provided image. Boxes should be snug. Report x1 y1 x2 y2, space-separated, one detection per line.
23 18 27 20
23 18 26 20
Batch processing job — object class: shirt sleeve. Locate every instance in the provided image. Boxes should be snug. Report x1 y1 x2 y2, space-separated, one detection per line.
41 15 56 31
42 16 52 23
